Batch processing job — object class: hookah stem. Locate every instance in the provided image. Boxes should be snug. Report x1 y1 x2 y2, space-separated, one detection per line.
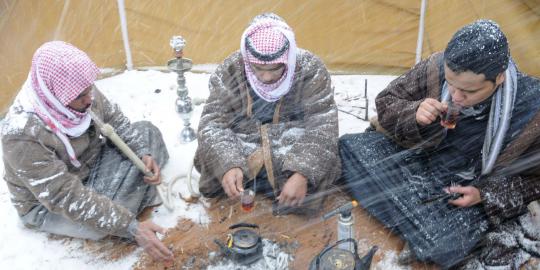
89 111 153 178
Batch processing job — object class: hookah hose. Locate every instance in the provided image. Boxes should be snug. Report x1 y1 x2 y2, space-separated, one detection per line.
89 111 200 211
157 159 201 209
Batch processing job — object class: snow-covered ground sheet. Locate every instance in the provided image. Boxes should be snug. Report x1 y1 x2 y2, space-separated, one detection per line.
0 68 400 269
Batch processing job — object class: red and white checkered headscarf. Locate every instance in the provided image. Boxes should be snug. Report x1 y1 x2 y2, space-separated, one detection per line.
240 13 297 102
16 41 100 167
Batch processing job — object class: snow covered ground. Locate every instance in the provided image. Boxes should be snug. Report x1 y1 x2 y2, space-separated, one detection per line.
0 68 398 269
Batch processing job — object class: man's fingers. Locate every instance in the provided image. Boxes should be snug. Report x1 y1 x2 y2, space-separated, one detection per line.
298 196 305 206
145 232 173 260
235 175 244 193
448 185 467 194
418 114 436 125
150 222 166 235
289 199 298 207
224 178 239 198
418 98 445 121
222 180 233 197
152 164 161 179
153 240 173 259
143 157 153 174
425 98 445 111
144 157 152 168
279 193 293 206
423 106 439 117
147 248 160 261
142 158 161 185
149 245 171 262
448 196 468 207
417 115 434 126
277 194 285 205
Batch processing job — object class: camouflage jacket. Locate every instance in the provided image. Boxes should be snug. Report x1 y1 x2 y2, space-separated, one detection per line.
2 89 148 237
195 49 340 207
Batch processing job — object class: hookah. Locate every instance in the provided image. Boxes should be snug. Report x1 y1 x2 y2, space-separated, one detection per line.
167 35 196 143
162 36 201 205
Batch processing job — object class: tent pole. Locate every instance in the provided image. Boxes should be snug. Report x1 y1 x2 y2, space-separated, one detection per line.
54 0 70 40
117 0 133 70
415 0 427 64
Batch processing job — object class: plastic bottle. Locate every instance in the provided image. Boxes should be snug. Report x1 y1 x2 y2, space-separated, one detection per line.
337 210 354 252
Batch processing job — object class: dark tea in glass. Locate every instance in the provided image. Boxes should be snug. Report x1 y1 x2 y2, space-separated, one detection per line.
440 101 461 129
241 189 255 212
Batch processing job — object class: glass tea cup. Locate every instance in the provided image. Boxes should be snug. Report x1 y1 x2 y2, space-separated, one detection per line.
440 100 462 129
240 189 255 212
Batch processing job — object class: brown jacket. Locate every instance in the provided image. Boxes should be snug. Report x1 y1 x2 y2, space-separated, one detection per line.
194 49 340 207
376 52 540 224
1 89 148 237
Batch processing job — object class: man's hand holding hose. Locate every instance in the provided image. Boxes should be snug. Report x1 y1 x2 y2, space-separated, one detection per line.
142 155 161 185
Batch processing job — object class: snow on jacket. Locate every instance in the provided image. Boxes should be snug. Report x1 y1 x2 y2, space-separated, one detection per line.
375 52 540 225
1 89 148 237
194 49 340 205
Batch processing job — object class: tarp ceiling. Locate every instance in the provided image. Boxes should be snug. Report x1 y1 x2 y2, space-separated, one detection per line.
0 0 539 113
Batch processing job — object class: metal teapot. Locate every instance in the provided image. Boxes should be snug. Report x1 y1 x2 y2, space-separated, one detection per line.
214 223 264 265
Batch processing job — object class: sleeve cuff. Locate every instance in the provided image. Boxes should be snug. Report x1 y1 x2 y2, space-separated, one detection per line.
126 219 139 239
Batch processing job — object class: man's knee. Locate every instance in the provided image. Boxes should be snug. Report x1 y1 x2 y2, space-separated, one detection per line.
198 176 224 198
132 120 160 135
338 133 357 148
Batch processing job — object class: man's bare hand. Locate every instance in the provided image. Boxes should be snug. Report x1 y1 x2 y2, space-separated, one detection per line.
277 172 308 207
133 220 173 263
222 168 244 198
142 155 161 185
447 185 482 207
416 98 447 126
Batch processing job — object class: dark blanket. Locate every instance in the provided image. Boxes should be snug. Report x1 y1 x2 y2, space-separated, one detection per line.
340 131 489 269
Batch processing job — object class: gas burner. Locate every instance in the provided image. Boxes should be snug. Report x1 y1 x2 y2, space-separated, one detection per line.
214 223 264 265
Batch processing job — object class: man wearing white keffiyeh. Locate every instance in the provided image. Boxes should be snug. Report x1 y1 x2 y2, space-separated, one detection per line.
1 41 173 263
195 13 340 214
340 20 540 268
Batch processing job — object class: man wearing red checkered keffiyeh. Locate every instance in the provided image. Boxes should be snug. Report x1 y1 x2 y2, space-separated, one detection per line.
16 41 99 167
2 41 173 263
195 13 340 216
240 13 297 102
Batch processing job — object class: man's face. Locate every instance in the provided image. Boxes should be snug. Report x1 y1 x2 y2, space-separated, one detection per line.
250 63 285 84
68 86 93 112
444 64 505 107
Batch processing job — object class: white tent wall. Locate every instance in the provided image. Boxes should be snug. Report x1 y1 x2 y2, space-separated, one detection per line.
1 0 539 114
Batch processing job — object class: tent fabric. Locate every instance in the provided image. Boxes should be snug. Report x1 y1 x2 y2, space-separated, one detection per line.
1 0 539 114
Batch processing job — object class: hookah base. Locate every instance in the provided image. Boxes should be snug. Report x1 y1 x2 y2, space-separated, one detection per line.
180 127 196 143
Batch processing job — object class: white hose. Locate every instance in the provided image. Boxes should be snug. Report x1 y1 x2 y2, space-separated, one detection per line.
158 158 201 211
